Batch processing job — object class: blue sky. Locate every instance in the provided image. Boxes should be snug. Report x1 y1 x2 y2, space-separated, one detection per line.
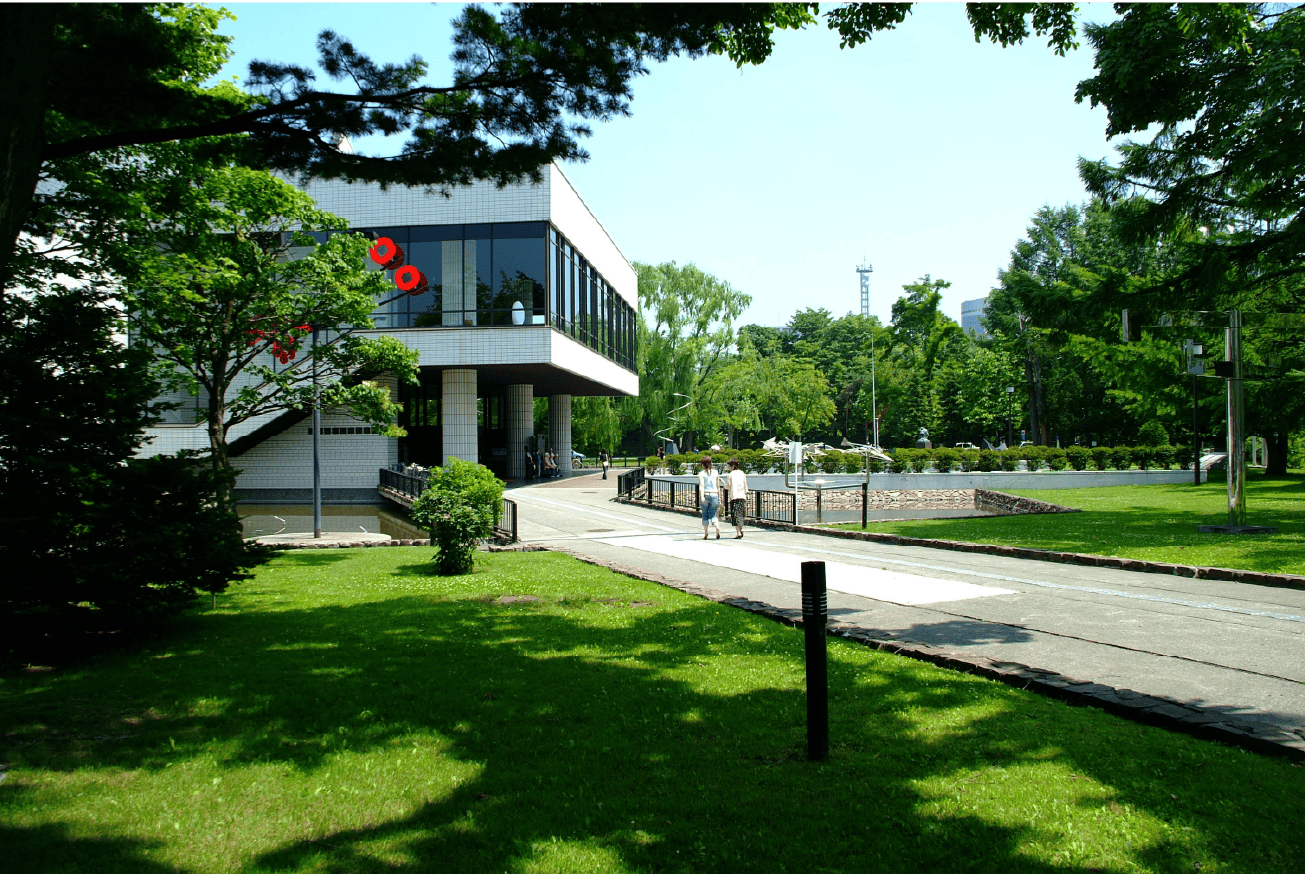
212 2 1124 328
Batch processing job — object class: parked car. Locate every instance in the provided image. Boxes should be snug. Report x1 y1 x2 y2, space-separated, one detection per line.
572 450 586 460
954 442 979 450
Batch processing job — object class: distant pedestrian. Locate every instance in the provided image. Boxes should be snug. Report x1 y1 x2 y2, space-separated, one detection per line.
600 449 611 479
526 450 537 480
726 457 748 539
697 456 722 540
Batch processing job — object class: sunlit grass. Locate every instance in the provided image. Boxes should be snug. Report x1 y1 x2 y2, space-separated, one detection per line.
834 473 1305 573
3 548 1303 872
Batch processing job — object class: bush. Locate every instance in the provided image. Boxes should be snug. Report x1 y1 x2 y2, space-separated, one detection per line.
932 446 959 472
410 458 503 575
1065 446 1090 471
1021 445 1045 470
1091 447 1111 471
644 454 661 473
818 450 845 474
889 450 911 474
666 455 686 475
867 455 886 474
976 450 999 472
1132 445 1154 470
1174 443 1193 470
1045 447 1068 471
958 449 979 472
842 451 865 474
1110 446 1134 470
1139 421 1170 446
998 449 1021 471
1152 444 1175 469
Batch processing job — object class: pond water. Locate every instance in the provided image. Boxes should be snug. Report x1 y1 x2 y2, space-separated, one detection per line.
237 504 428 540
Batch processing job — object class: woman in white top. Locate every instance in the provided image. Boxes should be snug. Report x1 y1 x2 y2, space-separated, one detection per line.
697 456 723 540
726 458 748 539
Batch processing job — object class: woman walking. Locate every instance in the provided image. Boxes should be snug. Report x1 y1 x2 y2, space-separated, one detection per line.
726 457 748 539
697 456 723 540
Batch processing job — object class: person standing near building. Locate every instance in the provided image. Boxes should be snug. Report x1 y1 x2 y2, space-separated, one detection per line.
726 457 748 539
600 449 610 480
697 456 722 540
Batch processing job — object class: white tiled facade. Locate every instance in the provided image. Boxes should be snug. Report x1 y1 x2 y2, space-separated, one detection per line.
138 164 638 502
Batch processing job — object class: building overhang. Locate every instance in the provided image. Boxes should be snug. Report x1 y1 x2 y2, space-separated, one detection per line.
356 325 639 397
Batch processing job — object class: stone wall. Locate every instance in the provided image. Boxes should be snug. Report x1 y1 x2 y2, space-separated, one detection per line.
975 489 1080 515
794 487 975 512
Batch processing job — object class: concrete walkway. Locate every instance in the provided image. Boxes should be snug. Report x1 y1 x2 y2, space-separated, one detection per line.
509 471 1305 758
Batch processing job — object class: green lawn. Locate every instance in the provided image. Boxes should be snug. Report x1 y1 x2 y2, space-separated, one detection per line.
834 474 1305 574
3 548 1303 872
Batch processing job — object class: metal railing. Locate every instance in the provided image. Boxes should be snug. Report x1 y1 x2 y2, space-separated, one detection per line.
496 497 518 543
637 476 798 526
380 467 516 542
617 466 646 498
380 467 429 500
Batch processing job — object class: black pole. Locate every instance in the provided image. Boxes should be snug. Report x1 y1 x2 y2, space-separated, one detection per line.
1193 374 1201 486
861 479 868 530
801 561 829 761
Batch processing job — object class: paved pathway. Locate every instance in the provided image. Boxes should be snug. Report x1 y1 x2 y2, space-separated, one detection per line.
511 470 1305 757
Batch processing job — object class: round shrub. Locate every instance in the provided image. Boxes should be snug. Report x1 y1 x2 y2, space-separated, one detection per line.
1021 445 1046 470
643 454 661 473
1110 446 1134 470
1090 447 1111 471
1174 443 1193 470
1065 446 1090 471
976 450 998 472
1045 447 1068 471
1139 421 1170 446
1152 444 1175 469
410 458 503 576
998 449 1020 472
958 449 979 472
1132 445 1154 470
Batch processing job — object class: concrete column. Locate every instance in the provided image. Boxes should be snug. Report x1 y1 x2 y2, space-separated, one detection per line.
442 369 477 464
548 394 572 475
506 384 534 478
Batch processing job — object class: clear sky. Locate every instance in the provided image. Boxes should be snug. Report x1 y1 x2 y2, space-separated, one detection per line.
211 1 1124 328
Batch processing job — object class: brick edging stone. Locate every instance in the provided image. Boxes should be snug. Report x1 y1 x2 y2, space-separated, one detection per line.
547 544 1305 760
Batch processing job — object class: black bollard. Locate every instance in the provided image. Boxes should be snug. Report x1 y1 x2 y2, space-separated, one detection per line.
801 561 829 761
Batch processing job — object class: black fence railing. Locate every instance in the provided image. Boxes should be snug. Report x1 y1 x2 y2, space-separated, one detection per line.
637 476 798 526
380 467 429 500
617 467 646 498
496 498 518 543
380 467 516 543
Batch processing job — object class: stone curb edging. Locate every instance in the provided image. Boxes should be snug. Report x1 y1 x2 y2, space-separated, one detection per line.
548 545 1305 761
612 495 1305 592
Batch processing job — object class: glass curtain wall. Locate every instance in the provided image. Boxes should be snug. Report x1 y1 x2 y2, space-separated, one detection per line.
309 221 635 371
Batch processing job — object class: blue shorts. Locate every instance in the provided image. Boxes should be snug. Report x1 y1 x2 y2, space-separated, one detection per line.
701 494 720 526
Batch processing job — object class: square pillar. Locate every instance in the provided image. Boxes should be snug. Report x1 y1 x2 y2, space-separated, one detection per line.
507 384 534 478
548 394 572 474
442 369 477 464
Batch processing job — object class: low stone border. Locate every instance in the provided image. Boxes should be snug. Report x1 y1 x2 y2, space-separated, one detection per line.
613 493 1305 592
549 546 1305 760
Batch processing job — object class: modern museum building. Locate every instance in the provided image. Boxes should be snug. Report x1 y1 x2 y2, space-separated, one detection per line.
139 163 640 503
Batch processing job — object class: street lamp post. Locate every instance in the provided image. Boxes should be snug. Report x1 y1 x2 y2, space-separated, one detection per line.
1006 385 1014 448
312 322 322 539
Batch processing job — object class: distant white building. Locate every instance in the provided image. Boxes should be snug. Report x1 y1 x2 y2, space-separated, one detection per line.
962 297 989 338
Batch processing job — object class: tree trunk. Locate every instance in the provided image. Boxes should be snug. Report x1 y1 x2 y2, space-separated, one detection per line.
0 5 52 296
1266 430 1289 477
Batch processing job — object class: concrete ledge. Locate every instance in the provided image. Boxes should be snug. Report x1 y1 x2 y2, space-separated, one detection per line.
548 545 1305 761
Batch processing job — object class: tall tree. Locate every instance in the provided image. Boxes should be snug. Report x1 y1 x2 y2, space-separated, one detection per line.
634 261 751 453
109 156 419 495
1076 3 1305 294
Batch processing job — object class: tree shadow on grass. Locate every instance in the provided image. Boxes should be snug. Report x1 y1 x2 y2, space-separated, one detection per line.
3 551 1302 872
